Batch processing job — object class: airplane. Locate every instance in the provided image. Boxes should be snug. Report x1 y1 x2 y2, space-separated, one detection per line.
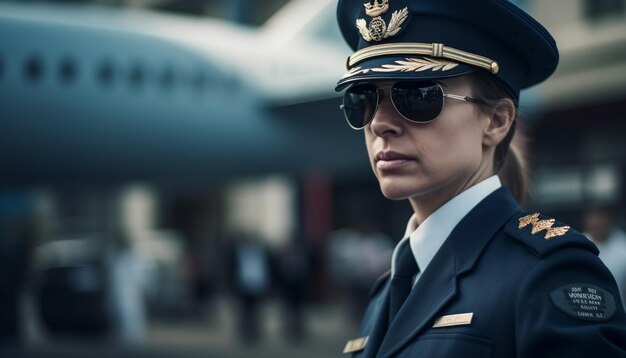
0 0 370 186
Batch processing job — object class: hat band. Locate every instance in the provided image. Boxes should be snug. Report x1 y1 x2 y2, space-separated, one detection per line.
348 42 500 74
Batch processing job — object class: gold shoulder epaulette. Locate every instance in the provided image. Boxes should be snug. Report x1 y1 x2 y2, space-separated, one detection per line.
518 212 570 239
506 212 598 258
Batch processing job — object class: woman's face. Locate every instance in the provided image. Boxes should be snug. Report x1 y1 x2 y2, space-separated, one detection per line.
364 75 493 203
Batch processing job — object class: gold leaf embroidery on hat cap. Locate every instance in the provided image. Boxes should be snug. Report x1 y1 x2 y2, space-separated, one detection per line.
356 0 408 42
340 67 371 79
371 57 459 73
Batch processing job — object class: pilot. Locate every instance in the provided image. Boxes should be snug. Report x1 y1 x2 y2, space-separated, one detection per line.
335 0 626 357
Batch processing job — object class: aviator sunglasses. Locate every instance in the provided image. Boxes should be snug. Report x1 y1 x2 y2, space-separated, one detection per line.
340 80 486 130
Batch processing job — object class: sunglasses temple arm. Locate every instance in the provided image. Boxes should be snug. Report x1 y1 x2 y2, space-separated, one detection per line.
444 93 486 104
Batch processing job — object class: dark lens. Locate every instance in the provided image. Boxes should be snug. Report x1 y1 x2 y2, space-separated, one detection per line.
343 84 378 129
391 81 443 123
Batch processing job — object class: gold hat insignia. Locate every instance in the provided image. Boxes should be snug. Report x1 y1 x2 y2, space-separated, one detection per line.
356 0 408 42
364 0 389 17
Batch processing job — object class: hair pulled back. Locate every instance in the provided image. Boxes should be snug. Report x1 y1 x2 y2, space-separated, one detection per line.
468 72 529 206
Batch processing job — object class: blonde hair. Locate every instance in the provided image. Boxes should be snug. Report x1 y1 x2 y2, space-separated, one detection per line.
497 137 529 206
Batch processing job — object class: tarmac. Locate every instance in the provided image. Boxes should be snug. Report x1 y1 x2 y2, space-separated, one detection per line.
1 295 360 358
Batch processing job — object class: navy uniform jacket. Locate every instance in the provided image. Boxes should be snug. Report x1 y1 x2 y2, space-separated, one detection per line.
350 188 626 357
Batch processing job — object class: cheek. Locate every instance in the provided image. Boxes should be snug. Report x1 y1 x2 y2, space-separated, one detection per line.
420 116 485 171
364 131 378 169
364 131 374 156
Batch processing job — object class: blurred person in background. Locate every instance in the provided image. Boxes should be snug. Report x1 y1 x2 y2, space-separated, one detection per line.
106 226 149 345
584 204 626 310
183 248 218 322
0 216 34 347
275 237 313 343
229 231 270 344
334 0 626 356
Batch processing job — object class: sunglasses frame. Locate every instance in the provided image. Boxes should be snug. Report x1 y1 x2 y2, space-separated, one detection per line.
340 81 486 130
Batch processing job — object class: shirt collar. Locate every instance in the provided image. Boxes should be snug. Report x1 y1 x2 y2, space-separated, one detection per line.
392 175 502 276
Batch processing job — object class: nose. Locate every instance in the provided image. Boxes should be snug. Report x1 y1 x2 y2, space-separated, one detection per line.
369 96 403 137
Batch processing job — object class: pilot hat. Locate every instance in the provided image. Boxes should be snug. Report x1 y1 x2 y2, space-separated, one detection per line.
335 0 559 98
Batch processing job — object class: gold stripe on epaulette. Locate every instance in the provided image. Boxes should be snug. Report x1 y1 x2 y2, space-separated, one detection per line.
531 219 555 235
545 226 571 239
518 213 540 229
347 42 499 74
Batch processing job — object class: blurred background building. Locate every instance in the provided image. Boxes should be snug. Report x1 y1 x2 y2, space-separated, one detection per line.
0 0 625 357
529 0 626 223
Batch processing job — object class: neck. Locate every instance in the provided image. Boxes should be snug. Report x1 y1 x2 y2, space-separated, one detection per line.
409 163 493 225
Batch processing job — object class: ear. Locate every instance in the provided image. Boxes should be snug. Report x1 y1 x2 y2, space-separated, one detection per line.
483 98 516 147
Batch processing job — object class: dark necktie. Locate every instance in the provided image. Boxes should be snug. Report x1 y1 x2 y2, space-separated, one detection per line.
389 240 419 324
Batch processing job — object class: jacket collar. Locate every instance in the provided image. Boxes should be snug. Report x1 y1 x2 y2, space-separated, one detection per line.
405 175 502 277
376 187 521 358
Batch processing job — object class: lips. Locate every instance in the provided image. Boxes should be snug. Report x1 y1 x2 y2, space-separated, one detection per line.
375 151 414 170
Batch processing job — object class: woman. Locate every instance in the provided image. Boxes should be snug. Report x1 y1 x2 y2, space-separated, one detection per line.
335 0 626 357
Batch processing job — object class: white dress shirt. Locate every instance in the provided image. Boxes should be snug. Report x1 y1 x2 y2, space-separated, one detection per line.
391 175 502 285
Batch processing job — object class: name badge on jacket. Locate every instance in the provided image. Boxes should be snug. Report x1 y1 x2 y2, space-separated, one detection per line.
343 336 369 354
433 312 474 328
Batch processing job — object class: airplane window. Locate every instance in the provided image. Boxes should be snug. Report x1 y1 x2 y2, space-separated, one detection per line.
191 70 207 92
159 66 175 90
129 62 145 89
97 60 114 88
59 57 78 85
24 54 44 84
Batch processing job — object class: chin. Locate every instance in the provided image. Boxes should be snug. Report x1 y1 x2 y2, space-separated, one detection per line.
380 191 409 201
377 173 450 201
377 179 418 200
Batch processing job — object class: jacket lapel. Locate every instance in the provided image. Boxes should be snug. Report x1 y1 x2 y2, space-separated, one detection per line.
377 236 457 358
358 280 391 357
377 188 521 358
